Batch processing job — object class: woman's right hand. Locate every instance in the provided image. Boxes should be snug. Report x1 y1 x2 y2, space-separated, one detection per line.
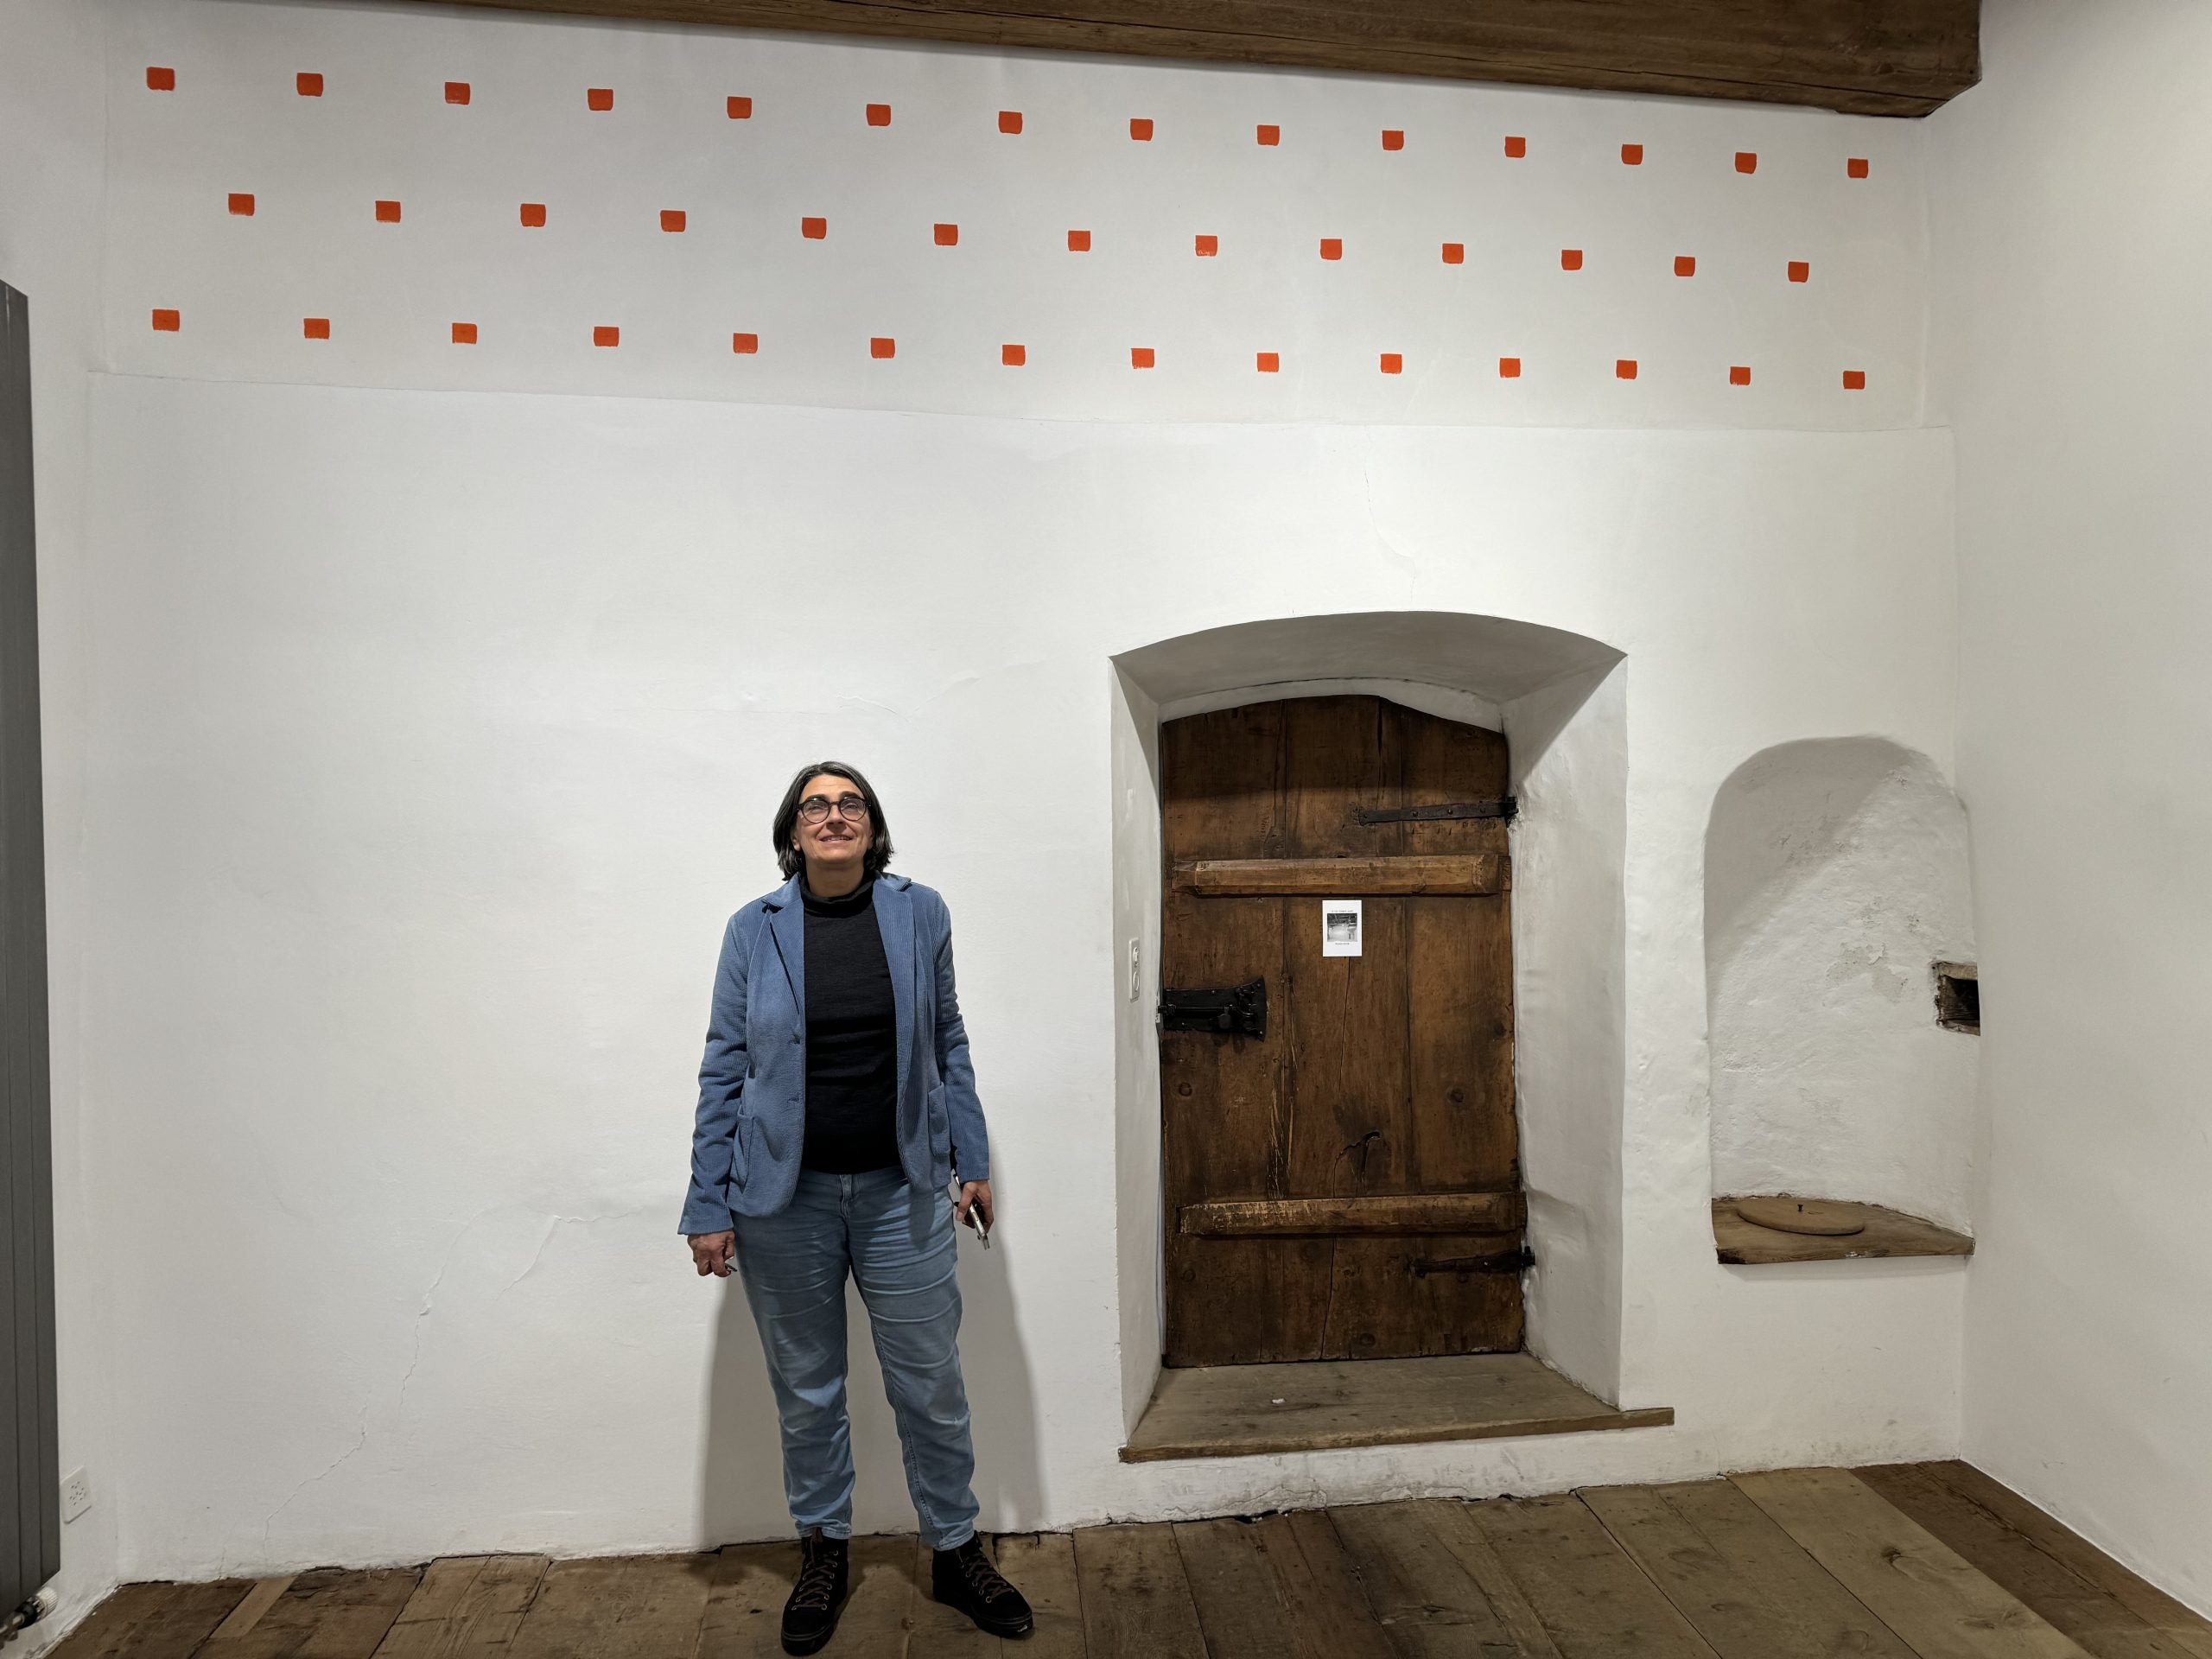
689 1230 736 1278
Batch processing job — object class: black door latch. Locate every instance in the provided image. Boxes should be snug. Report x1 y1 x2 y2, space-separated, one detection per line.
1160 977 1267 1038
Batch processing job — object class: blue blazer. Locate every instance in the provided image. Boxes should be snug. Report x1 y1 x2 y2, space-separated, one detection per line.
680 872 990 1232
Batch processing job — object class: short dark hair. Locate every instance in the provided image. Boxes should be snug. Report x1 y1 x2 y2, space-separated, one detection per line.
772 760 894 880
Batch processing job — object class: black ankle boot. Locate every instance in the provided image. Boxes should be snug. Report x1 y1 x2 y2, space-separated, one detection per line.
781 1529 849 1656
931 1535 1033 1638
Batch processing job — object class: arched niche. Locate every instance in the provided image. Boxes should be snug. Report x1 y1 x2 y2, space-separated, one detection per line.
1705 738 1977 1231
1106 611 1629 1428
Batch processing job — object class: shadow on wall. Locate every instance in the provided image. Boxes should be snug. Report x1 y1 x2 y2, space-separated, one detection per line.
701 1211 1042 1548
1704 738 1977 1230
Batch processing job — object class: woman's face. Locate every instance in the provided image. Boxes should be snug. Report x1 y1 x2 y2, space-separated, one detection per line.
792 772 873 875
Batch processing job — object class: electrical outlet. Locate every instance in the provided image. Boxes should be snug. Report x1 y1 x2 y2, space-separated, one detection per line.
60 1467 91 1524
1128 938 1141 1001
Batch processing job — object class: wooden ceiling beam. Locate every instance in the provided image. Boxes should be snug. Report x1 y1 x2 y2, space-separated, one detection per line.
403 0 1980 117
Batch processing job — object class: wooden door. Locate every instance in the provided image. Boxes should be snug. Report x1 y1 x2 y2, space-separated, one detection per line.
1160 695 1522 1367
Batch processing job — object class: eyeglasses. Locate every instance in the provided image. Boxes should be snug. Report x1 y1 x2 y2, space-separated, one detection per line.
797 794 870 825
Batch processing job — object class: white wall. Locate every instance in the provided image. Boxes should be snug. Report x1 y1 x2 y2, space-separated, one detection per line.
1707 739 1977 1229
1 0 1993 1607
0 0 120 1643
1932 0 2212 1614
84 375 1966 1577
100 0 1925 429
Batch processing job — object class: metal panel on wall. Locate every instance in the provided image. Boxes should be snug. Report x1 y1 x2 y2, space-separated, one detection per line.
0 282 60 1614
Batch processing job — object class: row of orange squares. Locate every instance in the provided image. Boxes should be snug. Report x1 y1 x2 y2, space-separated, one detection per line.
140 308 1869 386
138 69 1874 175
226 198 1822 276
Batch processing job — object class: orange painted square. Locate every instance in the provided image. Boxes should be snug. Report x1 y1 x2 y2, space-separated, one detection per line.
728 96 753 119
802 216 827 239
1441 243 1464 264
520 202 547 227
1503 135 1526 158
1675 255 1696 276
1730 365 1751 386
866 103 891 126
1789 260 1810 283
375 199 401 223
1379 353 1403 375
1131 347 1155 369
935 223 959 246
1848 156 1870 179
1621 143 1643 165
149 308 180 332
1617 359 1638 379
1255 124 1280 146
453 322 479 345
1067 229 1091 251
1130 118 1154 141
998 110 1022 134
1498 357 1522 378
661 209 687 232
302 317 329 340
228 193 255 216
1735 150 1758 174
1382 129 1404 150
296 72 323 97
870 337 895 359
1255 351 1279 372
145 67 175 91
1319 238 1343 261
733 333 759 354
445 81 470 105
594 325 620 346
1843 370 1866 390
1194 234 1217 257
1001 344 1025 366
1560 248 1583 271
588 87 613 111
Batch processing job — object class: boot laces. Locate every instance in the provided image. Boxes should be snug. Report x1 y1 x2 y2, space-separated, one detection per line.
791 1541 842 1612
956 1540 1012 1602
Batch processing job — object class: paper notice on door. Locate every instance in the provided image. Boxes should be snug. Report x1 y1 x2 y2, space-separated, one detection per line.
1322 899 1363 957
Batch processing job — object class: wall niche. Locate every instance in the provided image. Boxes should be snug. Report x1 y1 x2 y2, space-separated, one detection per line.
1705 739 1978 1251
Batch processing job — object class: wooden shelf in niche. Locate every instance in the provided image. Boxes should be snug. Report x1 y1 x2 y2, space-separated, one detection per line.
1713 1197 1974 1265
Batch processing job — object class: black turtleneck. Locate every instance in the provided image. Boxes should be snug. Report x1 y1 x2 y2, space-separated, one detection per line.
798 876 900 1173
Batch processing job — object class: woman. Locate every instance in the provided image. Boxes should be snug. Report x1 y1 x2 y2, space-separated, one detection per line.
681 761 1032 1656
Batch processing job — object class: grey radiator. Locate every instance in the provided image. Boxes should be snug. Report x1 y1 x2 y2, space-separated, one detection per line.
0 282 60 1617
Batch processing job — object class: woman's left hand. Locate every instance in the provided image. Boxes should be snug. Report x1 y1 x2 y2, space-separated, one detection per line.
957 1180 994 1235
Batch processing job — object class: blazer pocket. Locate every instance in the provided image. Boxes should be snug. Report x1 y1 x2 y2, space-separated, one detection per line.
925 1083 949 1141
730 1113 753 1187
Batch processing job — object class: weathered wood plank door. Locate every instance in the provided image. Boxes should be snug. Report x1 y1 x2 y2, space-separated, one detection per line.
1160 695 1522 1367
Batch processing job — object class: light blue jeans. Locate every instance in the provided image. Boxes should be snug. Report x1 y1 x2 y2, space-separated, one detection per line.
732 1167 979 1550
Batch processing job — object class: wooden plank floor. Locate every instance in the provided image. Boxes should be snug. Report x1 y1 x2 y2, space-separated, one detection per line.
54 1463 2212 1658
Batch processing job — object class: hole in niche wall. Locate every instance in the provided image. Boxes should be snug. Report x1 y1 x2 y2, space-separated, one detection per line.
1934 963 1979 1033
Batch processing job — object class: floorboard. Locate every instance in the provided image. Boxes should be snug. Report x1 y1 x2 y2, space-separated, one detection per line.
1075 1522 1208 1659
1734 1467 2094 1659
997 1532 1085 1659
694 1541 791 1659
46 1462 2212 1659
199 1567 422 1659
1173 1517 1309 1659
1466 1493 1721 1657
1328 1498 1525 1657
1859 1464 2206 1659
1580 1479 1916 1659
49 1582 256 1659
372 1555 549 1659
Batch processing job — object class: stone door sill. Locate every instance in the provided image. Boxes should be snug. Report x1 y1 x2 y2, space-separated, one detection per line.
1120 1351 1674 1464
